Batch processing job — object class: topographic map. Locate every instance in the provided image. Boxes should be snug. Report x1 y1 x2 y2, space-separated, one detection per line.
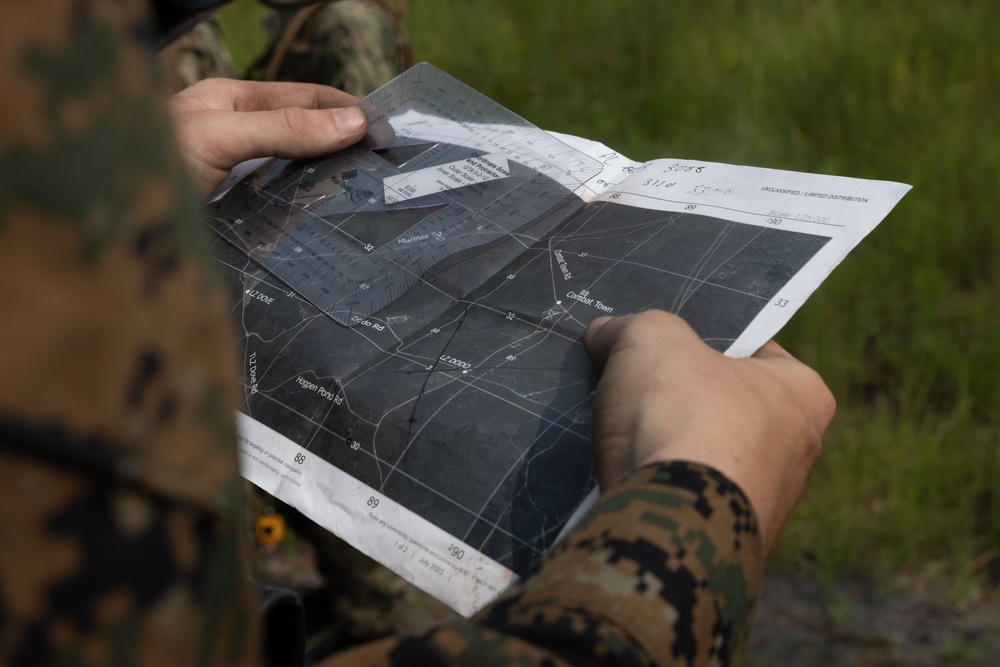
204 64 910 615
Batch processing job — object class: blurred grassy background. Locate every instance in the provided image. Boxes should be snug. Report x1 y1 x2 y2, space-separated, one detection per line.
401 0 1000 590
220 0 1000 591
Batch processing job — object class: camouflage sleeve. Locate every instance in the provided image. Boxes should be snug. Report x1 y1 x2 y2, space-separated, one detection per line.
333 461 763 667
0 1 257 665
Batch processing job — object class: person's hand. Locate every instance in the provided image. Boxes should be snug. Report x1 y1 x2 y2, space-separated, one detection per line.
168 78 368 198
583 310 835 554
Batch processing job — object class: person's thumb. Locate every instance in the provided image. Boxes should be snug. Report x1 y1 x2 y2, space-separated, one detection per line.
219 106 368 165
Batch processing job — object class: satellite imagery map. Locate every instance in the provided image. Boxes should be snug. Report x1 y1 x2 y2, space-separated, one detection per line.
204 64 909 613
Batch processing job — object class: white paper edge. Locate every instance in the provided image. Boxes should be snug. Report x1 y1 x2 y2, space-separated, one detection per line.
235 411 514 617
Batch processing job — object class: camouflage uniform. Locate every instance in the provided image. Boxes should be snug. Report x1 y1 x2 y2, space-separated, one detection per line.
159 18 238 92
332 463 763 667
248 0 407 95
0 1 255 664
0 1 763 665
157 0 408 96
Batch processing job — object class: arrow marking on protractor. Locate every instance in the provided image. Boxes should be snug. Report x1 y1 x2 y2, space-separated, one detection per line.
205 63 603 326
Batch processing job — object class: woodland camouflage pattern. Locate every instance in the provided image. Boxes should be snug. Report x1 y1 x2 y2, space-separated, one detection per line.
0 1 763 665
251 0 405 95
0 1 255 664
158 0 405 95
332 464 763 667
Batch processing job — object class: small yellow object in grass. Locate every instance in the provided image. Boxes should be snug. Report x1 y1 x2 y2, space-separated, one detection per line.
256 511 286 547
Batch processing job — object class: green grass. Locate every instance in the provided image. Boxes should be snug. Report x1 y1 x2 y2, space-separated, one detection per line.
405 1 1000 585
213 1 272 74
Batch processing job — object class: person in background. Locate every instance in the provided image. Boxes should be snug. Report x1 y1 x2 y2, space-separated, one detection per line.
0 1 834 665
157 0 409 95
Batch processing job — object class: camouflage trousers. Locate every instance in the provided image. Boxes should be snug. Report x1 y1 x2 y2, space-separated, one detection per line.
158 0 410 96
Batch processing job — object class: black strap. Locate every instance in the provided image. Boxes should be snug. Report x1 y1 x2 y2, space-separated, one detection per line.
257 585 307 667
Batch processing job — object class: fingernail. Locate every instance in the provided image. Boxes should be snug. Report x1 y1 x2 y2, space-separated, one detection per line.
333 107 367 134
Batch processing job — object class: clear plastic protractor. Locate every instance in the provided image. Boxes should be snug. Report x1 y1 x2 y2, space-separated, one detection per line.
205 63 603 325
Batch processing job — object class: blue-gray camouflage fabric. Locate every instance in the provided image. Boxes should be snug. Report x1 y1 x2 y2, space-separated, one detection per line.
0 1 763 665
